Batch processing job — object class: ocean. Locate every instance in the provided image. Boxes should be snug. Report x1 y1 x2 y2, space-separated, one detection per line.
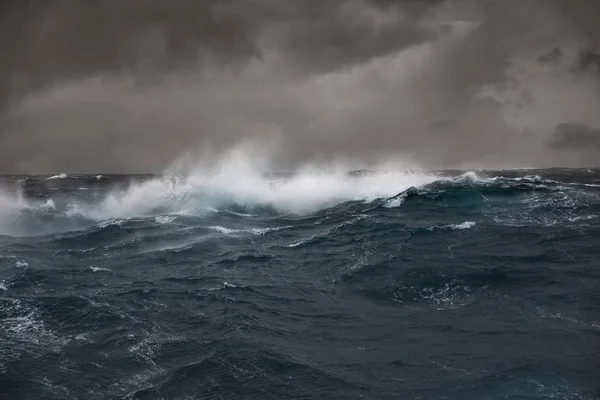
0 168 599 399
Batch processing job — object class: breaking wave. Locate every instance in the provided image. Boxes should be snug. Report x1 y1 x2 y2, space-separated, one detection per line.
0 163 439 236
1 165 599 237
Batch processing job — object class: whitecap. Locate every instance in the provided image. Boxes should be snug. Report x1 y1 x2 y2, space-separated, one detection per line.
226 211 256 217
155 215 176 224
16 261 29 268
74 333 92 342
46 173 68 180
567 214 598 222
56 155 439 220
202 286 223 292
250 225 291 235
0 150 442 230
41 199 56 210
90 267 112 273
428 221 476 231
523 175 543 182
286 235 315 248
384 196 406 208
450 171 483 183
209 226 241 234
96 219 124 229
449 221 476 230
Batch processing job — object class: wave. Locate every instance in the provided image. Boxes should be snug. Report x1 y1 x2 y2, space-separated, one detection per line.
1 165 598 237
46 173 68 180
90 266 112 273
0 166 438 236
2 167 598 399
89 168 437 218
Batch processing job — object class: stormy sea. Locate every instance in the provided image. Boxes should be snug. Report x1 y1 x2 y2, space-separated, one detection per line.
0 168 599 399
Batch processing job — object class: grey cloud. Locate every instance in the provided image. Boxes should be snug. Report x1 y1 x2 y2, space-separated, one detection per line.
267 0 441 74
0 0 262 103
538 47 564 65
1 0 600 173
0 0 437 102
547 123 600 149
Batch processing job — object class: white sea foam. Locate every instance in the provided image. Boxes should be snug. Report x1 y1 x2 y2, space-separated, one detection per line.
223 281 244 288
446 171 483 183
155 215 176 224
427 221 476 231
383 196 406 208
0 148 438 234
250 226 291 235
0 298 67 363
449 221 476 230
209 226 241 234
90 267 112 273
47 173 68 180
209 225 290 236
77 150 439 219
286 235 316 248
41 199 56 210
10 147 590 238
95 219 124 229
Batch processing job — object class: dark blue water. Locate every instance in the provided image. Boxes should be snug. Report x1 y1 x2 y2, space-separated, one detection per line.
1 169 599 399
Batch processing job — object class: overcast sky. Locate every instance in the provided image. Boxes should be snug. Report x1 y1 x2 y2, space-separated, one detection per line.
1 0 599 173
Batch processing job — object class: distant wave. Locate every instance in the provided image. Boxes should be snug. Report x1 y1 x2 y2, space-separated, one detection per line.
47 173 68 180
1 168 599 237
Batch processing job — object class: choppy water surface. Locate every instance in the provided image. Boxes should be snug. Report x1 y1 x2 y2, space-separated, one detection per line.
1 169 599 399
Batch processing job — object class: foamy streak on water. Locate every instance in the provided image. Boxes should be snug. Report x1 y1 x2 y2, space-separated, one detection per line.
426 221 476 231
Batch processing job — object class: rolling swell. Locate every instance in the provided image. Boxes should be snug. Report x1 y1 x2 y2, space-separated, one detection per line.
1 170 600 399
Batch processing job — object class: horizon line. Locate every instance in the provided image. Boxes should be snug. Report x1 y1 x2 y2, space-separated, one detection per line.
1 166 599 176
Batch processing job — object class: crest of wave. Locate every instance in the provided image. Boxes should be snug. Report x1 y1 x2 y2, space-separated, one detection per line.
85 143 440 220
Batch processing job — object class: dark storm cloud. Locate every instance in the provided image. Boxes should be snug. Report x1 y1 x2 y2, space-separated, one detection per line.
0 0 261 101
0 0 599 173
0 0 436 101
547 123 600 149
268 0 441 74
